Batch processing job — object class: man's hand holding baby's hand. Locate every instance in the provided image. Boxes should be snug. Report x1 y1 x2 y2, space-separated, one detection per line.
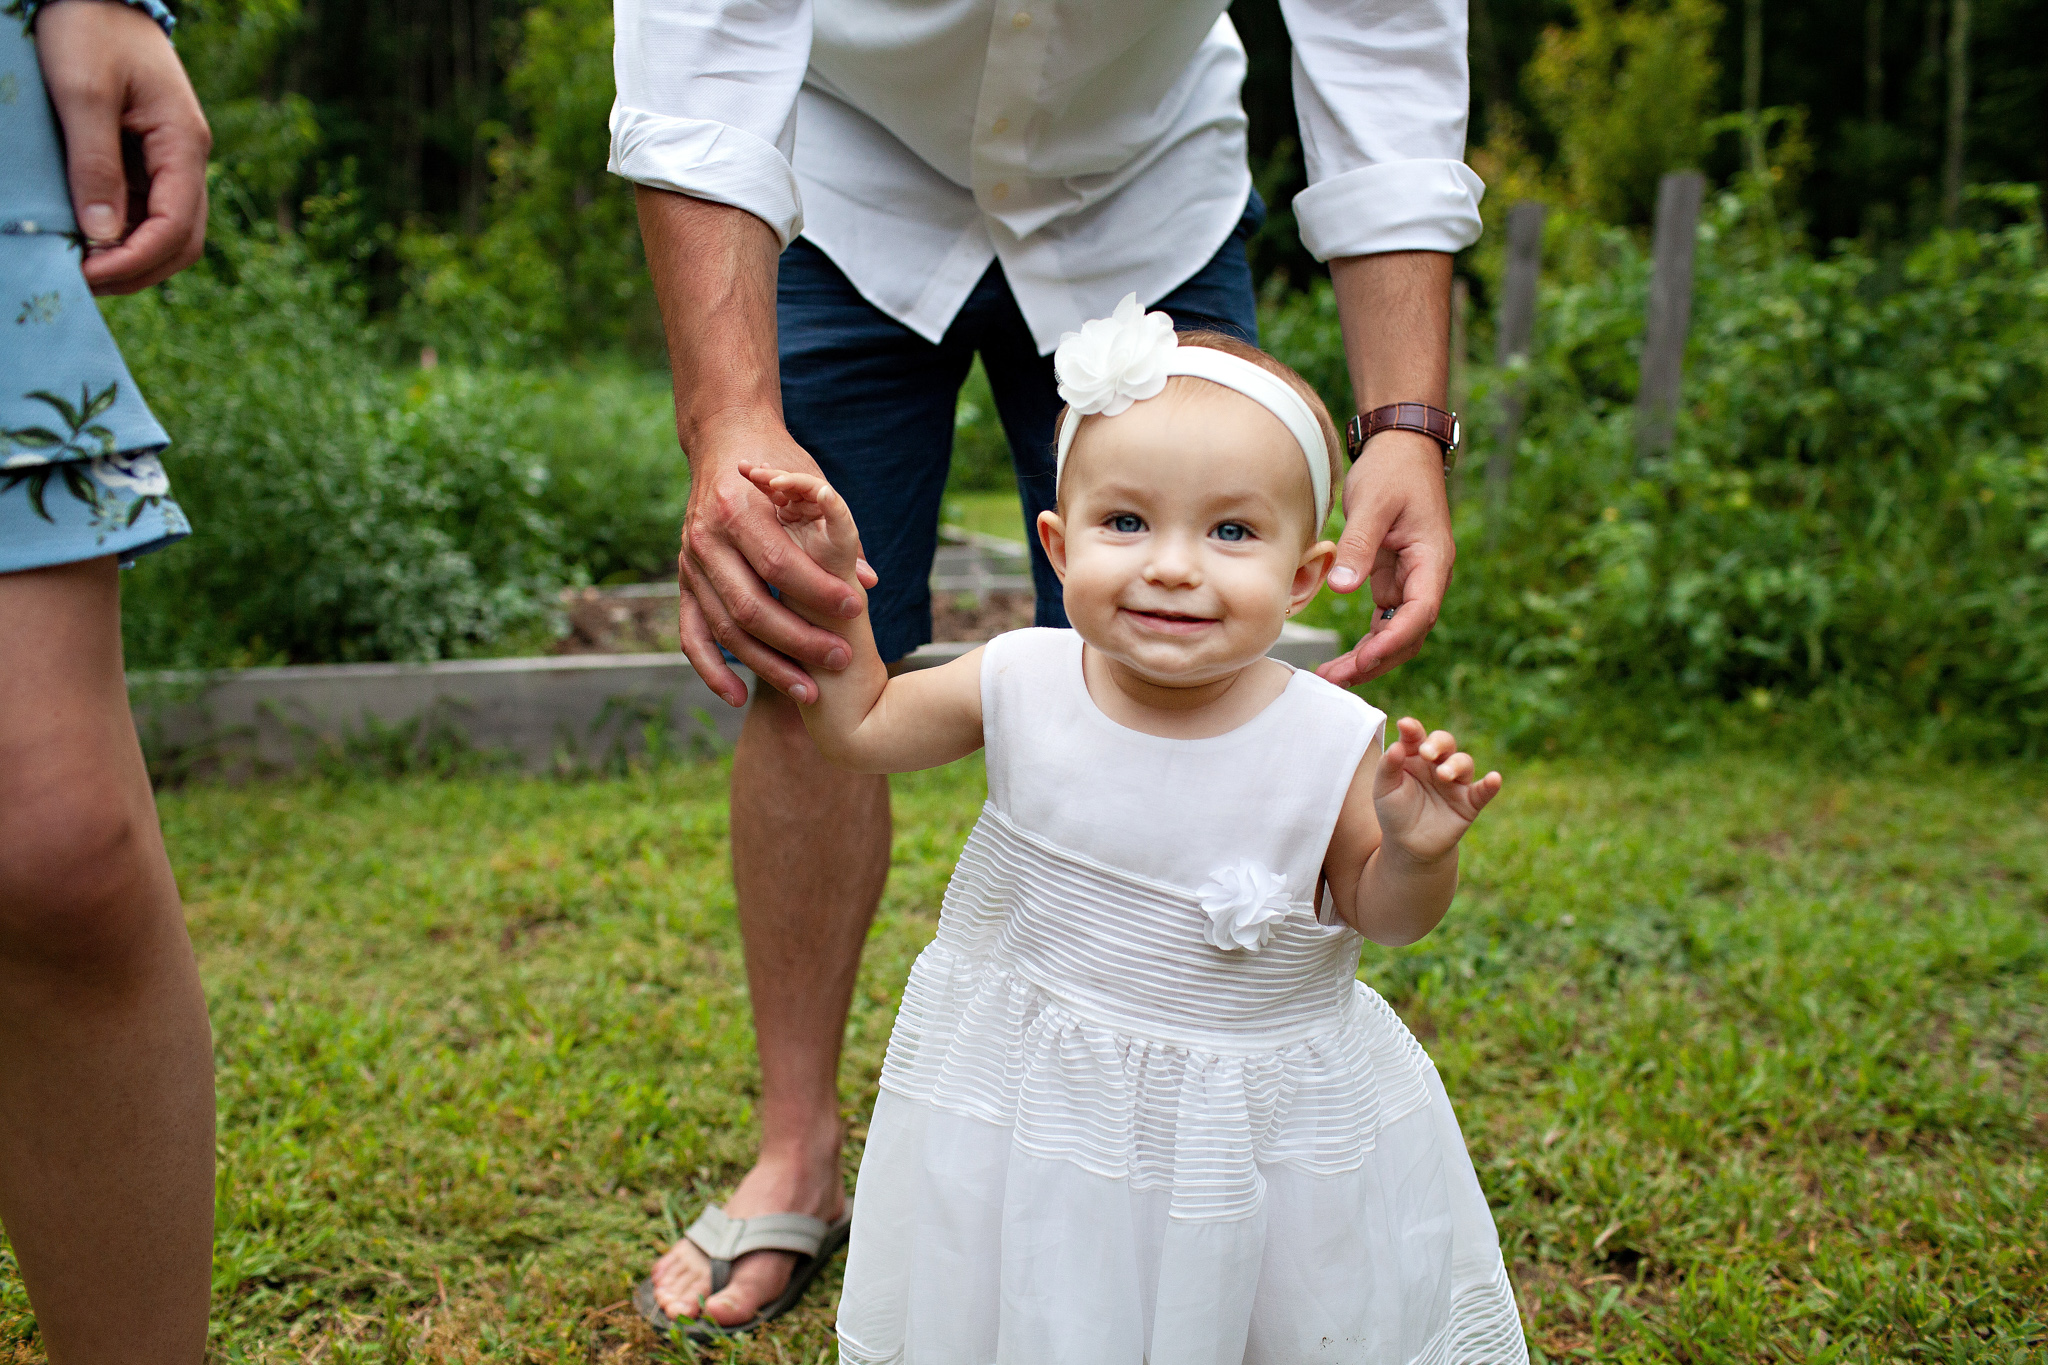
738 463 870 586
1373 718 1501 864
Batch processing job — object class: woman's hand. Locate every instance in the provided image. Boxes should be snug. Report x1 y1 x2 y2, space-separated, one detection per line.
1372 717 1501 864
34 0 210 294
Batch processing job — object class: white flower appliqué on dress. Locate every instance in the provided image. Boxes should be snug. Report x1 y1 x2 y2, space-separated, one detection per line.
1195 859 1295 953
1053 293 1178 418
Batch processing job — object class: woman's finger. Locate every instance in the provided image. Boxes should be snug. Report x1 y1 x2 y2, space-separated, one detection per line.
80 121 208 293
38 14 130 249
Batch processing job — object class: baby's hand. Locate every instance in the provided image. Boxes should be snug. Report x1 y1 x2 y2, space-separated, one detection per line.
1373 718 1502 864
739 463 866 582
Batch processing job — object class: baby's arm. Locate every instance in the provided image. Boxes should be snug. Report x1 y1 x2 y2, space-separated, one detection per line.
737 464 985 773
1322 719 1503 945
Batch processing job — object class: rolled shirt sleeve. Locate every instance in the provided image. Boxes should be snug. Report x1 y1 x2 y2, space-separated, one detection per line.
608 0 813 247
1281 0 1485 261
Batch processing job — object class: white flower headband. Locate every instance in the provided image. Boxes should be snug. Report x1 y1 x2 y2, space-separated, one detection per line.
1053 294 1333 526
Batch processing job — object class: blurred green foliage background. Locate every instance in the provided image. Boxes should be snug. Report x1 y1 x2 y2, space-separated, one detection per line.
97 0 2046 756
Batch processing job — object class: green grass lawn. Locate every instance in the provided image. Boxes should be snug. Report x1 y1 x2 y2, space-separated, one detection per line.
3 754 2043 1363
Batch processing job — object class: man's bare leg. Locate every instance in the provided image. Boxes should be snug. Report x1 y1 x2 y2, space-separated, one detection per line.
647 683 889 1326
0 557 216 1364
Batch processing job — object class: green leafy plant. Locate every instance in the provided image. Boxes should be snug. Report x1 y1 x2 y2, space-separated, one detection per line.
1525 0 1724 227
1278 197 2048 756
103 212 685 670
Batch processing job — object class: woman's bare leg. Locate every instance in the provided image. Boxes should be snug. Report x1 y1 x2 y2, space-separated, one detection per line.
0 557 214 1364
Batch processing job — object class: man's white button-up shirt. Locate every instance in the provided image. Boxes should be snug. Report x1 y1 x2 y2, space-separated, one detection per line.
609 0 1484 354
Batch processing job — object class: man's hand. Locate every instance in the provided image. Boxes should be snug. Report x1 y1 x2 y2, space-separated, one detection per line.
1317 250 1458 689
35 0 210 295
1318 430 1454 687
675 420 876 708
637 188 880 708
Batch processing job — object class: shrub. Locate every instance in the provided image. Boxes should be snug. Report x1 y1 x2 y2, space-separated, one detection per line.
107 218 685 669
1277 196 2048 755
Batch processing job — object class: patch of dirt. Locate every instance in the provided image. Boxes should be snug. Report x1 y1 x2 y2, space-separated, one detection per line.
555 589 679 655
930 589 1035 642
1730 830 1794 858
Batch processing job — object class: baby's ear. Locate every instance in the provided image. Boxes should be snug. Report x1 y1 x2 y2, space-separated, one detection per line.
1038 510 1069 582
1291 539 1337 611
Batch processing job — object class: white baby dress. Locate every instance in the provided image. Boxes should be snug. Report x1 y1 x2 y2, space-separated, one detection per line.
836 629 1527 1364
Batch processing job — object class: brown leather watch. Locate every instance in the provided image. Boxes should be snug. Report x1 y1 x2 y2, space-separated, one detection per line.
1346 403 1461 475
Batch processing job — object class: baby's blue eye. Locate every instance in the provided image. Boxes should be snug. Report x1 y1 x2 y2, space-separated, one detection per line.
1212 522 1251 542
1109 514 1144 534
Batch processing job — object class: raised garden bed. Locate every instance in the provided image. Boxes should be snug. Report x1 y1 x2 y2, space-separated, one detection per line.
131 533 1340 778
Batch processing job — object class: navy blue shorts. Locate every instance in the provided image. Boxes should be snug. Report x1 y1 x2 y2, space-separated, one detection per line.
776 192 1263 663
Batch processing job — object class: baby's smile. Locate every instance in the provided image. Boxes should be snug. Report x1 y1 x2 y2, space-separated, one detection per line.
1119 605 1220 634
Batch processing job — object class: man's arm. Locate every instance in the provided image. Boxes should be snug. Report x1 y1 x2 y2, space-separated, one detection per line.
1275 0 1480 685
1321 250 1455 686
612 0 850 705
637 189 867 708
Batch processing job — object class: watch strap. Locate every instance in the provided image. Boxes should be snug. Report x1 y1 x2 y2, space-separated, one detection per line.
1346 403 1461 469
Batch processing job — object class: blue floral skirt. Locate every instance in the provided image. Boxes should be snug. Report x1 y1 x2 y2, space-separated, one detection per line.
2 12 189 576
0 450 190 573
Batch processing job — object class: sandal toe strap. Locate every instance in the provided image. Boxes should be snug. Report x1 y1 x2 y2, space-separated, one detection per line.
685 1205 834 1267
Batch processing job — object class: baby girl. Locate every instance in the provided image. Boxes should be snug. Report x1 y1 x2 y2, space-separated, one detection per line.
743 297 1526 1363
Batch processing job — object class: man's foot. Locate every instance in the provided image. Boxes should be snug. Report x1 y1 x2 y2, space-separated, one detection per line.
648 1146 847 1328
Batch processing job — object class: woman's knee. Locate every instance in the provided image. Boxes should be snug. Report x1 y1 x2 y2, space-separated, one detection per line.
0 774 165 974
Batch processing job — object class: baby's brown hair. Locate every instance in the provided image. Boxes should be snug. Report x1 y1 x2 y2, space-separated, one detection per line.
1052 331 1344 526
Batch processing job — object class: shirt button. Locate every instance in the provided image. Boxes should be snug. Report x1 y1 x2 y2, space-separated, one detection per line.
1011 11 1031 28
992 117 1011 135
991 182 1011 201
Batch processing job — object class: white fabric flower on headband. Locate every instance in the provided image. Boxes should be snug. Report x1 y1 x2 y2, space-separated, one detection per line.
1054 293 1178 417
1196 859 1295 953
1050 293 1335 525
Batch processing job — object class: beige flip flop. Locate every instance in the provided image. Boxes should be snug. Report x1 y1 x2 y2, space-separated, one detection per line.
634 1203 853 1345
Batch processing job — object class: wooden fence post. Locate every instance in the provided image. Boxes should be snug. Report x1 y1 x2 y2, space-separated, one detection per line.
1485 200 1546 539
1636 170 1706 464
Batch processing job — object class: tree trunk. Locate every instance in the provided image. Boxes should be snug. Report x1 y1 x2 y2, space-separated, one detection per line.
1864 0 1884 122
1743 0 1766 178
1942 0 1970 225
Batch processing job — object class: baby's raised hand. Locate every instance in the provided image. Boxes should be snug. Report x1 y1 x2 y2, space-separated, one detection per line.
739 463 865 582
1372 718 1502 864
